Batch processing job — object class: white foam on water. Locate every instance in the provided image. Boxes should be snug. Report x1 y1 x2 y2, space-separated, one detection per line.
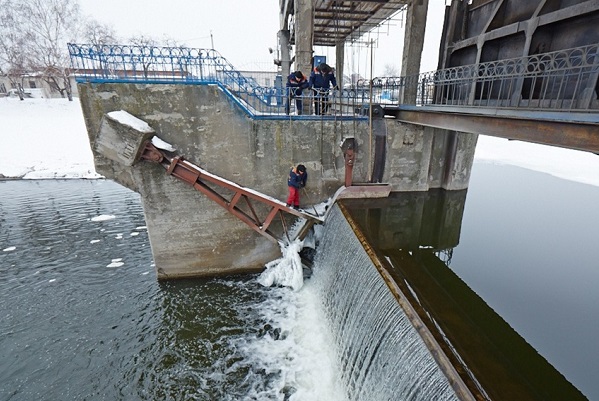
90 214 116 222
229 280 346 401
107 258 124 268
248 208 348 399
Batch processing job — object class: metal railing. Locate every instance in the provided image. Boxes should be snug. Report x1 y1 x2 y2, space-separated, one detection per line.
68 43 599 117
360 43 599 113
67 43 366 119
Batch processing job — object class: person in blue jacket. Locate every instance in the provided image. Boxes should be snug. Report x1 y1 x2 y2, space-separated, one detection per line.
286 164 307 209
309 63 338 115
285 71 309 115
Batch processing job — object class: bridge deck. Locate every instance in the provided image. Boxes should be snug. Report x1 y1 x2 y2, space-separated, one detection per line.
385 105 599 154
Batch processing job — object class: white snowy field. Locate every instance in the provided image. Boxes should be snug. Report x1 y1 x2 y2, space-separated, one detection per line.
0 97 100 179
1 97 598 187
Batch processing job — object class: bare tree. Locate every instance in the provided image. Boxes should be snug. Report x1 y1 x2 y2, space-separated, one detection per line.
82 19 117 47
383 63 399 77
128 34 160 79
23 0 81 100
0 0 31 100
80 19 118 78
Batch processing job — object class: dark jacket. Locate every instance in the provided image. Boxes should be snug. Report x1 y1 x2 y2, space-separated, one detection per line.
287 167 307 189
286 73 309 90
309 69 337 90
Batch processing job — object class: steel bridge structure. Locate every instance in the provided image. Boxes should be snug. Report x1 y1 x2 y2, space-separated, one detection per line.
68 42 599 153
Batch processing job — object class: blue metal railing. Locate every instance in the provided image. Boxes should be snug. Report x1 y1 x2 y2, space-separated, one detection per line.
68 43 599 118
67 43 366 119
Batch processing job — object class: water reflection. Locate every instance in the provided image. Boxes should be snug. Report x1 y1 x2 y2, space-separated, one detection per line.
341 189 588 401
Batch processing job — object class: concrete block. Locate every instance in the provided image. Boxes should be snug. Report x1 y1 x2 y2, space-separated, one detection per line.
95 111 155 167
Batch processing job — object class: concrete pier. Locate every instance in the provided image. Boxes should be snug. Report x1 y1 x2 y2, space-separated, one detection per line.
78 82 476 278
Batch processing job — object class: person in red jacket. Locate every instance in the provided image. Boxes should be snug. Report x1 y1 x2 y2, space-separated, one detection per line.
286 164 307 209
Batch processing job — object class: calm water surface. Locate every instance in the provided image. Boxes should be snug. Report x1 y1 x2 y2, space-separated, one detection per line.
453 163 599 400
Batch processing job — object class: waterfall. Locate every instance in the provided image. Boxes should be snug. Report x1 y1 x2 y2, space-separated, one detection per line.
311 205 460 401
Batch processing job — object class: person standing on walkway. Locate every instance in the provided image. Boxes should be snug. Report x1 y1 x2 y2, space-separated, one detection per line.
286 164 307 209
309 63 338 115
285 71 309 115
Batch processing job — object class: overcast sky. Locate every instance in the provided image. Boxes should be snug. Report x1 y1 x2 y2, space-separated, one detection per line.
77 0 445 76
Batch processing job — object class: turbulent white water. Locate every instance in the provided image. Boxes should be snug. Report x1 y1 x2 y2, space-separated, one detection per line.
256 203 460 400
230 279 347 401
252 205 347 400
258 201 329 292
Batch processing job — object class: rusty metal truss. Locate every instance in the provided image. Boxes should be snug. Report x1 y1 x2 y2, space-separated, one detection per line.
139 141 323 244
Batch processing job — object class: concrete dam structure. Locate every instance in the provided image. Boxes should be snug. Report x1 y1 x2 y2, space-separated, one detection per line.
68 1 598 399
71 0 599 279
77 81 476 279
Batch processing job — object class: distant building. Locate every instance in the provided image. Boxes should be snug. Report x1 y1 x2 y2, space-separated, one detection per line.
0 72 78 99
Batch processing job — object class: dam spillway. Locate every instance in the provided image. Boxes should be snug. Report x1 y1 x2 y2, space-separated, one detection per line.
312 204 468 401
318 192 589 401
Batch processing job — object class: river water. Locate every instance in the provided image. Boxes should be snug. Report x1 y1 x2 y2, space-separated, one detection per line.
1 162 598 400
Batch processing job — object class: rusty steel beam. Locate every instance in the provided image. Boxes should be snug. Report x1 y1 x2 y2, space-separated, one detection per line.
139 142 323 244
391 109 599 154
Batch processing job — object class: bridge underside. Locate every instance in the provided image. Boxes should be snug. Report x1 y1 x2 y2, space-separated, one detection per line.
386 106 599 154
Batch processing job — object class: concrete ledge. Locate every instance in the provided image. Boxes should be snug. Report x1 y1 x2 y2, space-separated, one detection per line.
337 184 392 199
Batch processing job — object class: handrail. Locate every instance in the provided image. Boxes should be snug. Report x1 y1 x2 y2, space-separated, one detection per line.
67 43 367 119
68 43 599 116
358 43 599 113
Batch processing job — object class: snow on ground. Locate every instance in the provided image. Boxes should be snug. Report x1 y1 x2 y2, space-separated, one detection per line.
474 135 599 187
0 97 100 179
0 97 598 187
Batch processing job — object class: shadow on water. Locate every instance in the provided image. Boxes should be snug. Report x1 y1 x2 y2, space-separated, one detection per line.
341 189 588 401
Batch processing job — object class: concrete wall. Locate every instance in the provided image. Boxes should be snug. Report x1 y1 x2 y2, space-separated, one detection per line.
78 82 476 278
382 122 477 191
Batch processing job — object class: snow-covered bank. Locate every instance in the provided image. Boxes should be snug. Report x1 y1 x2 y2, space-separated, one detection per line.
474 135 599 188
0 98 100 179
1 97 597 187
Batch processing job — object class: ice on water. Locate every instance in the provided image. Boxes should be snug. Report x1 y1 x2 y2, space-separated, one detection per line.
257 239 305 291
